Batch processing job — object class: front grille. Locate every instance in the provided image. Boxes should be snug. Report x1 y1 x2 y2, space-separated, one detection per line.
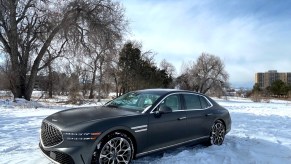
39 143 75 164
41 121 63 147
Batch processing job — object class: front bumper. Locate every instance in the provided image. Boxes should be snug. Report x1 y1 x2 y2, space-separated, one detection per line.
39 143 75 164
39 140 96 164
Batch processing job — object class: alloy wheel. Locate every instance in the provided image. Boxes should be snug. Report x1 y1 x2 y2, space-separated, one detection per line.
210 121 226 145
99 137 132 164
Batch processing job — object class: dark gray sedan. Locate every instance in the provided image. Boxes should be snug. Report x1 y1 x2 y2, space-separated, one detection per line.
39 89 231 164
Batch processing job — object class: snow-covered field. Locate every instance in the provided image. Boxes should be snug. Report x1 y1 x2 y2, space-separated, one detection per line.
1 97 291 164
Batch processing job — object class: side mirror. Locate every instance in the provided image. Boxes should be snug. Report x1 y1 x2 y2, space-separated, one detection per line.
159 105 172 114
154 105 172 118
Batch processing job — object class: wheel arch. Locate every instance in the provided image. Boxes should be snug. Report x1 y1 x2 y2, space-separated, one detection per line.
209 118 226 132
216 119 226 128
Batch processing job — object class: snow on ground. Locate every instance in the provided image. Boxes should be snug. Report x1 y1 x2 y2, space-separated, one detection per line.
0 97 291 164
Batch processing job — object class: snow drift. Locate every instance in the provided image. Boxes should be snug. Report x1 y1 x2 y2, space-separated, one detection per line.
0 98 291 164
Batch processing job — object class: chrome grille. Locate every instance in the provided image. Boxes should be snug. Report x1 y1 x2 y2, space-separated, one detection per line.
41 121 63 147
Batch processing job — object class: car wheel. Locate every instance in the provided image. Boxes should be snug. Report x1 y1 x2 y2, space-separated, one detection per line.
92 132 134 164
210 120 226 145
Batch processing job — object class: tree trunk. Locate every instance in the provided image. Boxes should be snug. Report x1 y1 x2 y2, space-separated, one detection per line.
97 64 103 102
89 68 97 99
24 73 37 101
10 72 25 100
114 75 118 97
48 54 53 98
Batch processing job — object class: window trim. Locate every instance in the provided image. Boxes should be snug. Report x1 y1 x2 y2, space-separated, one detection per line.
147 93 182 114
199 95 211 109
182 93 202 110
180 93 213 111
145 92 213 114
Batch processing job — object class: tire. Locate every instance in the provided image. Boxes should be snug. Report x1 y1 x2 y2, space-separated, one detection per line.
209 120 226 145
92 132 134 164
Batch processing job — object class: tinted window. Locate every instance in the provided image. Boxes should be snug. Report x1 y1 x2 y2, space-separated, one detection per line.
199 96 211 109
160 94 180 111
183 94 202 109
106 91 161 111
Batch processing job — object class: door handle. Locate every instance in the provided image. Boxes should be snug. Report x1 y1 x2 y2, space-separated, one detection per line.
178 117 187 120
205 113 213 116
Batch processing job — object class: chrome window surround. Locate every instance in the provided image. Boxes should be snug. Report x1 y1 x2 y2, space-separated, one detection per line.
182 92 213 110
142 92 213 114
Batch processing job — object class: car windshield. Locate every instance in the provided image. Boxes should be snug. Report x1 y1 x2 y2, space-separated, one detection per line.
105 91 162 111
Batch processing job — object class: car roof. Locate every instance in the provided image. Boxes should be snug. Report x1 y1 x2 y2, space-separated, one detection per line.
136 88 204 96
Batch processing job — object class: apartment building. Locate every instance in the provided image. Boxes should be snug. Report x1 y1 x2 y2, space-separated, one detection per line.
255 70 291 88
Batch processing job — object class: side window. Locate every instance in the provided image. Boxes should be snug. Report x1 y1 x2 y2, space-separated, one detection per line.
160 95 180 111
183 94 202 110
199 96 211 109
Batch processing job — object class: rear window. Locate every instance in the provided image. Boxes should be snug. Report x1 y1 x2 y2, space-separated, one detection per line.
183 94 202 109
199 96 211 109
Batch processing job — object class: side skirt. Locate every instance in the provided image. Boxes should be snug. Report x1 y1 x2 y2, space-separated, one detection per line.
136 136 209 158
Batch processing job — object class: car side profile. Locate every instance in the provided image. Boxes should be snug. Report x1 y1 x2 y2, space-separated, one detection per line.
39 89 231 164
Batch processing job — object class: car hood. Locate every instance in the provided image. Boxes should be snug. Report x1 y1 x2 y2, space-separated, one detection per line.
44 106 139 128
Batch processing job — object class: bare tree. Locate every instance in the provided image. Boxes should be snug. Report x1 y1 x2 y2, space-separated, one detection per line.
160 59 176 77
44 40 67 98
178 53 229 94
0 0 126 100
189 53 229 94
175 73 192 90
107 52 121 97
79 68 91 97
68 72 83 104
77 24 121 100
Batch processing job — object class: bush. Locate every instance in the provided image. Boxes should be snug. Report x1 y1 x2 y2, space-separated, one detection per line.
251 91 262 102
68 91 84 105
68 77 84 104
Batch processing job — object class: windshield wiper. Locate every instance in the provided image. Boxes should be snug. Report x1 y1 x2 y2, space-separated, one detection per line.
106 104 119 108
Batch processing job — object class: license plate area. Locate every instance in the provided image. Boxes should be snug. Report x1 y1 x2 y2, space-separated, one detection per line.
50 151 56 160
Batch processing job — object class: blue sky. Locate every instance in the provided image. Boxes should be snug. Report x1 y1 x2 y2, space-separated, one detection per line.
122 0 291 88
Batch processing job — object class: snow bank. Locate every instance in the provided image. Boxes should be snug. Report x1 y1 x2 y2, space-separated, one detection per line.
0 98 43 109
1 98 291 164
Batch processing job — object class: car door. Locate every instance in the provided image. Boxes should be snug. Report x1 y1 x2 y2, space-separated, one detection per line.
146 94 189 151
182 93 213 140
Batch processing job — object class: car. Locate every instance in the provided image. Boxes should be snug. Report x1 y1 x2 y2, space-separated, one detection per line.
39 89 231 164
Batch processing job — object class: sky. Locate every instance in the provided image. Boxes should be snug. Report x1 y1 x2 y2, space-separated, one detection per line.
122 0 291 88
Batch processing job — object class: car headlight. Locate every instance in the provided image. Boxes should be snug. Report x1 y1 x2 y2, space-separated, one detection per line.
63 132 101 141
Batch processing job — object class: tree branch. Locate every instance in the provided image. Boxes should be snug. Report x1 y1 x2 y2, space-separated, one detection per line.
0 32 11 54
16 0 33 23
37 39 68 71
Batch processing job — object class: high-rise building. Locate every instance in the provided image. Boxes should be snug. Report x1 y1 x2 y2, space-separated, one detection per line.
255 70 291 88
